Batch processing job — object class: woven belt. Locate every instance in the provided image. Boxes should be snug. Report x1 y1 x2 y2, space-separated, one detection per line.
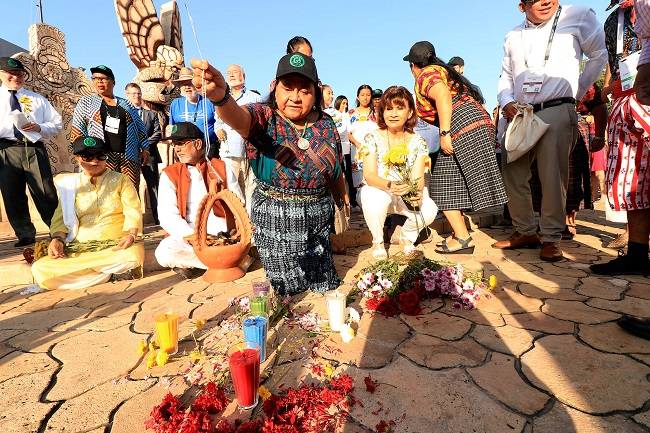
258 184 328 202
532 97 576 113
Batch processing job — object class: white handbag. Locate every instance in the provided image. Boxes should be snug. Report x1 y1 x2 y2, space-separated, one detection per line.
505 103 551 163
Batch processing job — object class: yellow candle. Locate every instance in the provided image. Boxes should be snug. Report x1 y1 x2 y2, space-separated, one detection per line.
154 312 179 355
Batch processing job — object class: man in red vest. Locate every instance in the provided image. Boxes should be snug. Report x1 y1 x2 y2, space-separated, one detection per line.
155 122 240 279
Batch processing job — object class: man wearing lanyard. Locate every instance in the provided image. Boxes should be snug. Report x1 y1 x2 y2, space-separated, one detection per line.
169 67 218 158
215 64 261 207
495 0 607 262
0 57 62 247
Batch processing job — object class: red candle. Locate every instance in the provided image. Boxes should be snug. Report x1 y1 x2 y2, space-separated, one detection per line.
228 346 260 410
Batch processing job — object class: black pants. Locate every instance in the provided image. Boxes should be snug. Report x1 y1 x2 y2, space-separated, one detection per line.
0 144 57 240
142 162 160 224
344 154 357 206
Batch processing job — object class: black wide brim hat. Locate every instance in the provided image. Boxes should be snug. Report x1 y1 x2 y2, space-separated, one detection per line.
72 136 108 156
275 52 319 84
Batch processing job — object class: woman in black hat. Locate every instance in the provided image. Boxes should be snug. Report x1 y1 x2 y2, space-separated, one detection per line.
404 41 507 254
189 54 348 295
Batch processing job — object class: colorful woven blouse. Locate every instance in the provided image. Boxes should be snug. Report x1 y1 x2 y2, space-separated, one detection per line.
414 65 460 126
245 103 344 190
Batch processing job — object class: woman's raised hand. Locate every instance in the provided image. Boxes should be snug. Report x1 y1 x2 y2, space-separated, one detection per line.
190 59 227 103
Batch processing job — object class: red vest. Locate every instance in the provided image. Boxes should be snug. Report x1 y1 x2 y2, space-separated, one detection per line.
163 158 228 219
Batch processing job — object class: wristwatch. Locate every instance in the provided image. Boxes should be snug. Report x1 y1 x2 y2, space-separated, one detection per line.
439 130 451 137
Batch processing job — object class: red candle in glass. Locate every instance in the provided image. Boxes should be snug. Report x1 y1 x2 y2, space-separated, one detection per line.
228 343 260 410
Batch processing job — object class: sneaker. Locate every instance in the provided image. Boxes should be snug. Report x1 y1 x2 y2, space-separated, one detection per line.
605 232 628 249
590 252 650 276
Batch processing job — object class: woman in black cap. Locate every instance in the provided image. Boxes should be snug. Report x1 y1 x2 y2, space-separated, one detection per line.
31 136 144 290
189 54 348 295
404 41 507 254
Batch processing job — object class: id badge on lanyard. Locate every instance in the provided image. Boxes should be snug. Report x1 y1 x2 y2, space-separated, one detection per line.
521 6 562 95
105 115 120 134
617 9 640 92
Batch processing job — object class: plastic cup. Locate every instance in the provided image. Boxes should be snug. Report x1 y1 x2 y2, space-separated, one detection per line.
228 342 260 410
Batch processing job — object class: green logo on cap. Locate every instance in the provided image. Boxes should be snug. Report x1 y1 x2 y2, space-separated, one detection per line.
7 58 18 67
289 54 305 68
171 125 178 134
98 65 108 70
83 137 96 147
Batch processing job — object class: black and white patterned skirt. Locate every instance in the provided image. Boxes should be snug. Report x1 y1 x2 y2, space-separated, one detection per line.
251 183 341 296
428 96 508 212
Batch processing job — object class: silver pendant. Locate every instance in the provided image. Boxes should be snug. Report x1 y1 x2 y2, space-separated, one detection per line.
297 137 310 150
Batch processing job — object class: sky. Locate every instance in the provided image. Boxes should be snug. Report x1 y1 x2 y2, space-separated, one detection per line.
4 0 612 110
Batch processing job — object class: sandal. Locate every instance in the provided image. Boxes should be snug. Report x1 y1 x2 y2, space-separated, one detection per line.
606 231 628 250
372 243 388 260
561 225 576 240
435 235 475 254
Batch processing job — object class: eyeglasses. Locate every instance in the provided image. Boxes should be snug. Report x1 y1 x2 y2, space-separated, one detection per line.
522 0 542 4
91 76 111 83
80 154 107 162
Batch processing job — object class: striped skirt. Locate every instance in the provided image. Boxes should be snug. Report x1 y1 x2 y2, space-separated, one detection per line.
251 183 341 296
606 94 650 211
428 95 508 211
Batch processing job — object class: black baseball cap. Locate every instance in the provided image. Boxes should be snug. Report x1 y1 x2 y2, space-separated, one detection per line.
403 41 436 64
72 136 108 156
163 122 204 142
275 52 319 84
0 57 26 72
90 65 115 81
448 56 465 67
372 88 383 98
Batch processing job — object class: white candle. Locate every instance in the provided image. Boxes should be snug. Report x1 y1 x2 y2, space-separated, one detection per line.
326 290 347 332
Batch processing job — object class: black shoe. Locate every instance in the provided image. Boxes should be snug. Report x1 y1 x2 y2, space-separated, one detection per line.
617 316 650 340
172 267 205 280
590 252 650 276
14 237 35 247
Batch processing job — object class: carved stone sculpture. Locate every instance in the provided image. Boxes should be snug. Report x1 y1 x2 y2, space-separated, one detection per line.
14 24 94 174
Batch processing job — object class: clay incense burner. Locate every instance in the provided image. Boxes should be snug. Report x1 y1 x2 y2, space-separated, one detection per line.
193 184 253 283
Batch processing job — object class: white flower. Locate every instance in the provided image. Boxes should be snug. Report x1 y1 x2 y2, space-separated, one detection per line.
348 307 361 323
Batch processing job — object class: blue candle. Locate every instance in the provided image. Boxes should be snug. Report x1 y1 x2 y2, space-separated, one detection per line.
243 315 268 362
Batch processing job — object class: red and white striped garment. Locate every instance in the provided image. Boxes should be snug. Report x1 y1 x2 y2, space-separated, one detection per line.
606 93 650 210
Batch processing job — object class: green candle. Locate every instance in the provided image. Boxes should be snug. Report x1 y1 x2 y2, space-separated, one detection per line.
250 297 268 316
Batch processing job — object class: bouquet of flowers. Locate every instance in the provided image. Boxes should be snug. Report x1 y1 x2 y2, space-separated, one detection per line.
382 142 421 210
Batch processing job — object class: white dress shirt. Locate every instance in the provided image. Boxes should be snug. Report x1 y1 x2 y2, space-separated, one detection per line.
215 88 262 159
498 4 607 108
158 165 237 238
0 85 62 141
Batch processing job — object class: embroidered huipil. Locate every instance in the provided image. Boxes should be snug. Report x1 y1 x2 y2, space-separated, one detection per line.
245 103 343 189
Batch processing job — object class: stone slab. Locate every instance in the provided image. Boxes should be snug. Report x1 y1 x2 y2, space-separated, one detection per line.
534 402 646 433
521 335 650 414
471 324 538 356
0 372 55 433
579 322 650 354
542 299 620 324
587 297 650 318
399 334 488 369
345 357 525 433
401 312 472 341
468 353 549 415
504 312 575 334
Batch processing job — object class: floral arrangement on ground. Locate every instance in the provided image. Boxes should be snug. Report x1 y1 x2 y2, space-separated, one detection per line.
355 256 496 316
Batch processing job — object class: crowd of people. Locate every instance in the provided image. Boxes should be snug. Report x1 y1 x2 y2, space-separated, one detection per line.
0 1 648 306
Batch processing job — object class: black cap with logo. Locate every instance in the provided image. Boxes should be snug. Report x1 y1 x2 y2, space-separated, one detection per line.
275 52 319 84
90 65 115 81
0 57 26 72
72 136 108 156
372 88 383 98
403 41 436 65
163 122 204 142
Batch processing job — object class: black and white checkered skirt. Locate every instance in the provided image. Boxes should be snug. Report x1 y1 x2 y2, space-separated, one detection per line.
251 183 341 296
428 96 508 211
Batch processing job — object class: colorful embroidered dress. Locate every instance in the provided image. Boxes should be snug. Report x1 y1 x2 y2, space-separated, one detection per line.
244 103 343 295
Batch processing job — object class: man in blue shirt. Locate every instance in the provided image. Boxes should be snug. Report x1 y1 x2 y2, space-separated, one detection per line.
169 67 217 157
